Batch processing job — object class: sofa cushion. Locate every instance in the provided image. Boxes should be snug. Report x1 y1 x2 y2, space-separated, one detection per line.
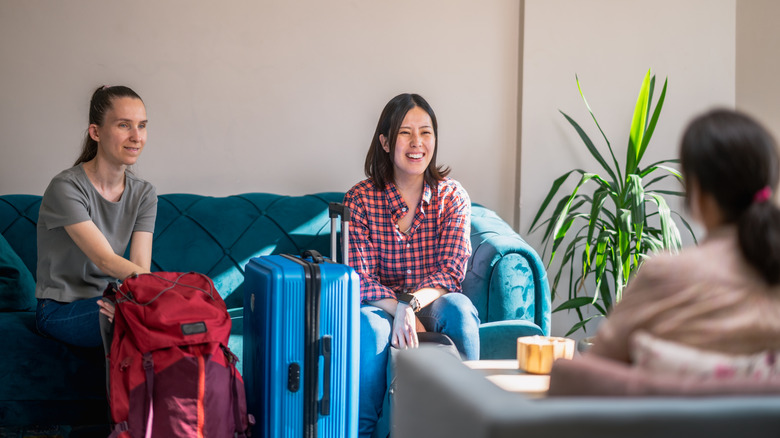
548 353 780 397
0 311 107 426
0 233 36 312
631 331 780 380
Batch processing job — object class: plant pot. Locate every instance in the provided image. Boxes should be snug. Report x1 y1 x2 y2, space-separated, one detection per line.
577 336 596 354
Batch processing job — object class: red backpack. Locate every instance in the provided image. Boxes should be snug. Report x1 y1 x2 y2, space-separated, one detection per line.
107 272 253 438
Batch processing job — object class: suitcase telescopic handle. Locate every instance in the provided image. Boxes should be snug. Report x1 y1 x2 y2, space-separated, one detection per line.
328 203 351 265
328 202 351 222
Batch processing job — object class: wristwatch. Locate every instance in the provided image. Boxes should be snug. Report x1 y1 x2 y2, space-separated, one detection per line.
397 292 421 312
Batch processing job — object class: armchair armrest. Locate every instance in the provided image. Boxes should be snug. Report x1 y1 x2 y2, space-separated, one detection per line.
479 320 544 359
463 206 551 336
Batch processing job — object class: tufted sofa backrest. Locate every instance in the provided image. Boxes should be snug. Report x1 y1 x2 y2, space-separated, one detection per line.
0 193 343 306
0 195 40 276
151 193 345 309
0 192 547 331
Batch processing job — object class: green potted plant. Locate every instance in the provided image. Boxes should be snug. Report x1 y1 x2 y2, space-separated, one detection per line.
529 69 695 336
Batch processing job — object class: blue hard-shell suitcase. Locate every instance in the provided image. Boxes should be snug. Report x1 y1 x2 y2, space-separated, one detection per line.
243 203 360 438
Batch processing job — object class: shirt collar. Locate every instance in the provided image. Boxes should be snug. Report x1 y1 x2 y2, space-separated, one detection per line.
421 181 433 206
386 180 434 219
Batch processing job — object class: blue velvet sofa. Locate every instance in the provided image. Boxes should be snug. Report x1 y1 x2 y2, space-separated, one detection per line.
0 192 550 429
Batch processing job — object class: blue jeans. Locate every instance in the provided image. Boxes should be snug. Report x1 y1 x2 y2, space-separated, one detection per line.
359 293 480 437
36 297 104 348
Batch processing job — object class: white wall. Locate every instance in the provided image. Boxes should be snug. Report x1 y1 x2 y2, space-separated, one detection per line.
0 0 520 222
521 0 736 337
1 0 754 340
736 0 780 139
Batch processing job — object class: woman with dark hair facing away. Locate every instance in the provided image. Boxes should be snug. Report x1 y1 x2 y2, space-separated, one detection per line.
590 109 780 368
35 85 157 348
344 93 480 436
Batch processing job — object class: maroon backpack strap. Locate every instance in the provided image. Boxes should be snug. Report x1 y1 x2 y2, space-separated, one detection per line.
143 352 155 438
231 365 244 437
223 345 249 437
108 421 129 438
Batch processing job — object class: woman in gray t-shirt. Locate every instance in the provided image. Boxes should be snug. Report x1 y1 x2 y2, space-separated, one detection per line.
35 85 157 348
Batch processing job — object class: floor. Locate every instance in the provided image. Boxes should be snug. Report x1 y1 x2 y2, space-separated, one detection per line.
0 425 109 438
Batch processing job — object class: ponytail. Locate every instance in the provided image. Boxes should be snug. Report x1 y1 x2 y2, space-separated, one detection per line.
75 131 98 166
738 192 780 285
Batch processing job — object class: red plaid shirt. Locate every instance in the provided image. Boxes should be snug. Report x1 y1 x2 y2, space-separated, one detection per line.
344 177 471 302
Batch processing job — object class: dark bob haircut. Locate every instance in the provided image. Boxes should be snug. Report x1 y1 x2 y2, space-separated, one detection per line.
364 93 450 190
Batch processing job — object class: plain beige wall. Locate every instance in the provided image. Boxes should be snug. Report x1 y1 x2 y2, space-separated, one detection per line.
736 0 780 139
0 0 521 221
2 0 766 340
521 0 736 337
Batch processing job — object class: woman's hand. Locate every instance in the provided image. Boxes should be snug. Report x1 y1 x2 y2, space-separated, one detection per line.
97 299 116 323
391 302 419 349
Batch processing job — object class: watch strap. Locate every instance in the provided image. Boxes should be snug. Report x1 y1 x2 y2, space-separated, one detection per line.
397 292 420 312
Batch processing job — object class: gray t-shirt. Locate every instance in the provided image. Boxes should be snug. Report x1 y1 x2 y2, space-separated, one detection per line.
36 164 157 302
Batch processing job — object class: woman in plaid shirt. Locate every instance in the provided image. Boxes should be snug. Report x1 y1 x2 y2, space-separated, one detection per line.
344 93 480 437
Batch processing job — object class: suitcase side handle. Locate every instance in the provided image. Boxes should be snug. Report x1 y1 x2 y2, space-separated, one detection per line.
319 335 332 416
